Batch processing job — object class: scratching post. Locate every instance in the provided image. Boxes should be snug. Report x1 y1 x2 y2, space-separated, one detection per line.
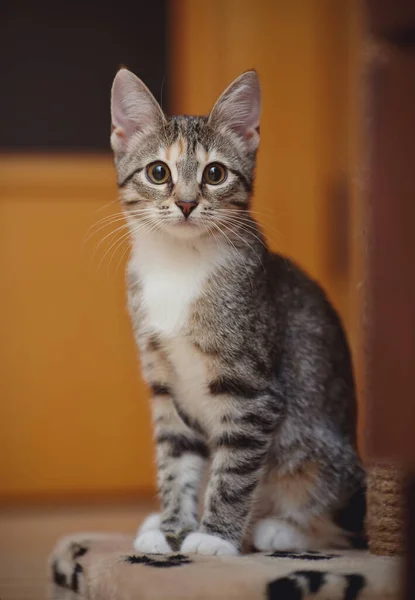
367 463 406 555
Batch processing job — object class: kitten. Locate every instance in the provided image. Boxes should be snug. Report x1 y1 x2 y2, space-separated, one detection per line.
110 68 366 556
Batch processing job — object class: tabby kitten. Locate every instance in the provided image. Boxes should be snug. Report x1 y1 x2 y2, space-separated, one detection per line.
110 68 366 556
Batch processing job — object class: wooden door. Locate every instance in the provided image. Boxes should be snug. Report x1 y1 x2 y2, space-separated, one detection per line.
0 1 167 502
0 156 155 502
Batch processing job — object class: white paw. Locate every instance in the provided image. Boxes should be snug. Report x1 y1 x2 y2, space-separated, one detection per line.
137 513 162 535
181 532 238 556
133 530 172 554
252 518 309 552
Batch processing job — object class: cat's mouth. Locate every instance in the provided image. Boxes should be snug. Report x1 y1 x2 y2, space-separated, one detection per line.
171 213 202 228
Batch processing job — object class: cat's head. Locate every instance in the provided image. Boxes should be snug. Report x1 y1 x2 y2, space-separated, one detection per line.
110 69 261 241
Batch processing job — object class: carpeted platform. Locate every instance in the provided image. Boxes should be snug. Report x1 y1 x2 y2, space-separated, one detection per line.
49 533 402 599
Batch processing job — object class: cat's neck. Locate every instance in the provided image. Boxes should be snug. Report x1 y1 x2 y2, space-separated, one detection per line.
129 231 233 336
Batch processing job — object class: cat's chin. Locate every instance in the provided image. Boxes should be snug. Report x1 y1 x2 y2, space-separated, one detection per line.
164 221 208 241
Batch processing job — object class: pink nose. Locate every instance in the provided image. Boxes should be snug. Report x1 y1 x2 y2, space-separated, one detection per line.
175 200 198 218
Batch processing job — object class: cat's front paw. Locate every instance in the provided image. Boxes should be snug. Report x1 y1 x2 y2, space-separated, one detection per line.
133 530 172 554
137 513 162 535
181 532 238 556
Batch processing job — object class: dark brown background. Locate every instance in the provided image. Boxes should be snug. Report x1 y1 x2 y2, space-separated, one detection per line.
1 0 167 150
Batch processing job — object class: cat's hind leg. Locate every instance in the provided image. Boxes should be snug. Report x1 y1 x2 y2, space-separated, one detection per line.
251 461 357 552
252 516 345 552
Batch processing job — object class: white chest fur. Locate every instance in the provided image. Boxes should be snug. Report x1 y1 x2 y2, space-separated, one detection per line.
167 335 215 424
129 232 226 337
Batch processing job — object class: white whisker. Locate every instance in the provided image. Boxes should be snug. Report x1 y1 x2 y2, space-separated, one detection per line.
99 217 159 275
85 207 156 238
96 226 134 274
208 220 239 256
83 216 129 247
206 219 254 291
218 210 284 241
215 215 268 250
94 197 120 213
112 217 163 274
212 217 266 273
89 221 132 267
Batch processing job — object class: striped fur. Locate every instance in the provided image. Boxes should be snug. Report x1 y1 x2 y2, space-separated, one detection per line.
110 69 366 556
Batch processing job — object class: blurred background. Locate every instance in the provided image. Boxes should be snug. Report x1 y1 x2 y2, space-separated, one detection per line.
0 0 363 505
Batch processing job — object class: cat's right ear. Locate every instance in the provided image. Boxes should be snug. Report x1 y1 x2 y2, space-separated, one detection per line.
110 69 165 153
208 70 261 153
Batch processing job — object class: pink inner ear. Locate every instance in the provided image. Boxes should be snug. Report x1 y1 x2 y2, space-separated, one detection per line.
110 69 165 152
111 75 138 140
225 89 260 144
110 116 134 153
113 127 126 140
209 72 261 147
245 129 256 142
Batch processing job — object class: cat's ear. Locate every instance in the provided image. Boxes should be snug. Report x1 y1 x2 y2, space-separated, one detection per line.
208 70 261 152
111 68 165 153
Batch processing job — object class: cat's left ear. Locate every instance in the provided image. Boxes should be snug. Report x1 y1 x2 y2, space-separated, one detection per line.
208 70 261 152
110 68 165 154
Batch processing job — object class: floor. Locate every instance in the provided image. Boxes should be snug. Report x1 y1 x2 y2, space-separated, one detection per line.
0 502 155 600
0 503 405 600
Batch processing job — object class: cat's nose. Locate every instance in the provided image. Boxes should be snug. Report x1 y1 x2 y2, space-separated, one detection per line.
175 200 198 218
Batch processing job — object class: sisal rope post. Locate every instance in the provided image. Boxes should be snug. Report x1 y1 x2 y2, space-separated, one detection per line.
366 463 406 555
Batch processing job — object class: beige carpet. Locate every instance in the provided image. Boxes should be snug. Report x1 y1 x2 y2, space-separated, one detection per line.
49 532 402 599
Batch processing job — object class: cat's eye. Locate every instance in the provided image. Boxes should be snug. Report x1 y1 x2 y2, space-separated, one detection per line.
203 163 227 185
146 162 171 184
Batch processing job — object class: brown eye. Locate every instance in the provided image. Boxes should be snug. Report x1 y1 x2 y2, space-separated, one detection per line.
203 163 227 185
146 162 171 184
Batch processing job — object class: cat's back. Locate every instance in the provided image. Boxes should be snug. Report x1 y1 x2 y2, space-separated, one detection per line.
266 251 348 340
266 251 357 437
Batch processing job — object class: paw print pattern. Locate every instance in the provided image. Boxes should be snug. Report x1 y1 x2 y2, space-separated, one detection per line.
267 550 338 560
124 553 192 568
51 541 89 592
52 560 84 593
267 570 366 600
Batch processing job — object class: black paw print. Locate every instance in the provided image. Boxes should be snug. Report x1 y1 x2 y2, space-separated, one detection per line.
267 550 338 560
267 570 366 600
52 560 84 592
124 553 192 568
71 543 89 559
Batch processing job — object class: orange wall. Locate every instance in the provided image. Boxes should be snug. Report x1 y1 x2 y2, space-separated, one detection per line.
170 0 360 329
0 156 155 500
